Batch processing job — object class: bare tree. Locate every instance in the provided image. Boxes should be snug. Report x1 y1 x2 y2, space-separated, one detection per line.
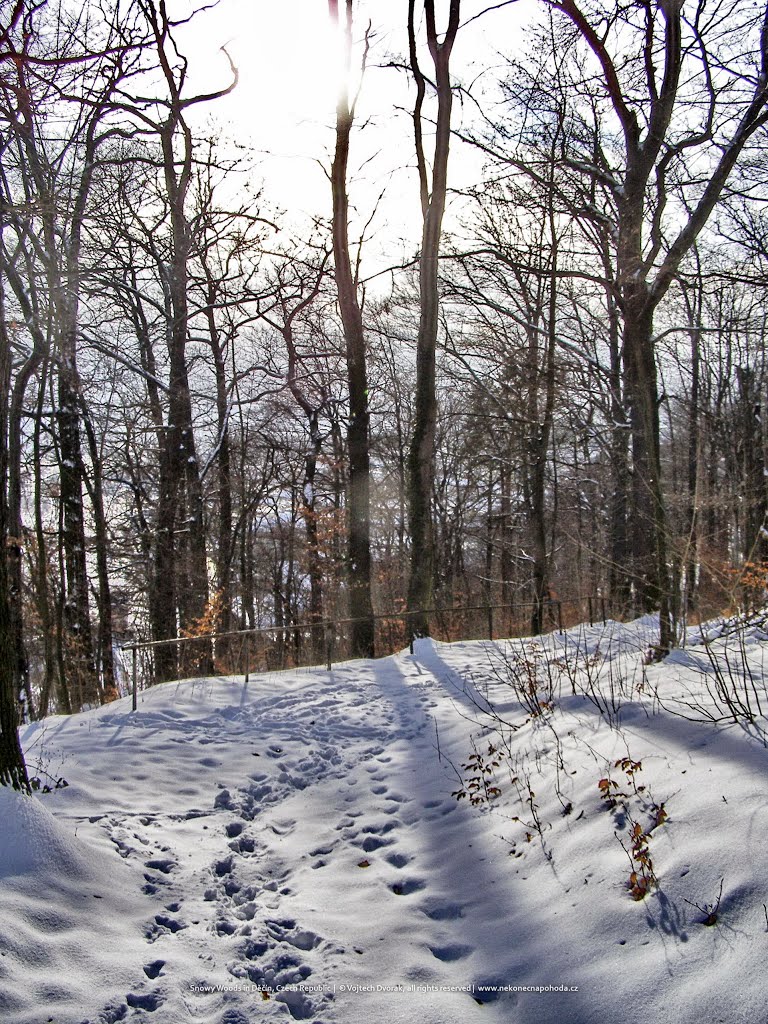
259 244 335 660
0 0 144 710
542 0 768 650
406 0 461 636
0 284 29 790
114 0 237 677
327 0 375 657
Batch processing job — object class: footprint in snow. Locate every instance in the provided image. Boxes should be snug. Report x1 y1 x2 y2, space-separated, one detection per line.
144 858 175 875
265 918 322 950
278 988 318 1021
223 878 241 897
242 938 270 959
357 835 394 852
309 844 335 858
269 818 296 836
126 991 164 1012
429 943 473 962
219 1012 250 1024
420 899 466 921
472 978 520 1006
145 914 186 943
391 878 426 896
109 834 135 860
215 920 238 936
234 941 331 1021
386 852 410 869
214 856 234 877
237 948 312 989
93 1001 130 1023
230 835 257 855
234 900 258 922
361 820 398 835
232 884 259 907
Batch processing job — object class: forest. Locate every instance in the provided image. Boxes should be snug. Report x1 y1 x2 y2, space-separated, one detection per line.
2 0 768 790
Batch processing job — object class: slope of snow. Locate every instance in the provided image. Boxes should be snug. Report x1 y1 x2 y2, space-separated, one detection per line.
0 786 97 879
2 618 767 1023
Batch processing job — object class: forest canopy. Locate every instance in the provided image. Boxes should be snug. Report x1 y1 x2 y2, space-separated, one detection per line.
2 0 768 789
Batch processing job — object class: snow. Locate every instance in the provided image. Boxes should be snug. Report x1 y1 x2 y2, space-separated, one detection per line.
0 787 94 879
2 616 768 1023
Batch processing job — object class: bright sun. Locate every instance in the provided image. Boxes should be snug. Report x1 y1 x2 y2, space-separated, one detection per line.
177 0 392 216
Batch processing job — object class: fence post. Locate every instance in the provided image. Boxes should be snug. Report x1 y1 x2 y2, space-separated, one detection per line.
325 623 334 671
557 601 564 635
131 646 138 712
588 596 593 627
244 633 250 684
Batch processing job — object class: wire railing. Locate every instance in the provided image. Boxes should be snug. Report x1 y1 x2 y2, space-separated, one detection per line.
120 595 611 711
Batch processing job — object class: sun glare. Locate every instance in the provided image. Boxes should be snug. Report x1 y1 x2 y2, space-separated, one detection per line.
177 0 384 214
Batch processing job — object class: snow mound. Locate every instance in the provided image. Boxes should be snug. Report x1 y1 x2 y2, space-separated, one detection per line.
0 787 96 880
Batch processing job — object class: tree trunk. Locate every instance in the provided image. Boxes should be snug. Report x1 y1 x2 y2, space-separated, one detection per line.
622 290 673 650
328 0 375 658
738 365 768 565
3 282 38 719
33 373 64 716
302 412 325 660
57 345 100 706
406 0 461 638
528 224 558 635
603 243 631 613
0 321 29 791
80 404 117 700
682 279 702 613
163 133 211 669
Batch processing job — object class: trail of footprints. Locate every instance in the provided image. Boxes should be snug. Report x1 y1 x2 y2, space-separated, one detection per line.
308 753 474 975
89 710 474 1021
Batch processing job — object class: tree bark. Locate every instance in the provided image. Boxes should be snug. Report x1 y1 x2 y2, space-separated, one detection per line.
738 365 768 565
406 0 461 638
548 0 768 651
0 311 29 791
328 0 375 658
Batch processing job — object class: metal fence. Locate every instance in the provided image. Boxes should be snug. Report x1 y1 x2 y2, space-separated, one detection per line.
120 596 611 711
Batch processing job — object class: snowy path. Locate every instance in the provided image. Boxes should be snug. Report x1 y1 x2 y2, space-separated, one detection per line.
6 626 768 1024
14 643 551 1024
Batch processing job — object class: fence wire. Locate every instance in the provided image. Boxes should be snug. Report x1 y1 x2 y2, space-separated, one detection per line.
119 596 611 711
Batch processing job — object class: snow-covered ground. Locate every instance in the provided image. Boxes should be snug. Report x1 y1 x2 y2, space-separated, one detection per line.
2 617 768 1024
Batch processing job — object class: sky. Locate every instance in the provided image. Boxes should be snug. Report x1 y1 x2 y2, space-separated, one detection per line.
176 1 424 249
171 0 535 277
